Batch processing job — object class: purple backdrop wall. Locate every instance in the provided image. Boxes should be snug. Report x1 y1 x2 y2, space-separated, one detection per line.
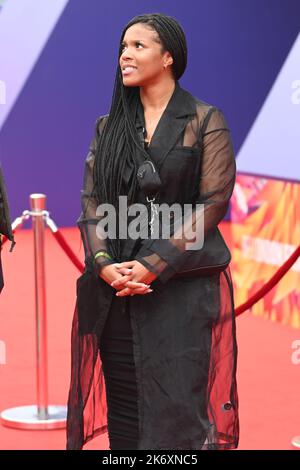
1 0 299 227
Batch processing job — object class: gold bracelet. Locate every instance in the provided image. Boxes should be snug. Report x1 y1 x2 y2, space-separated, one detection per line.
94 250 112 261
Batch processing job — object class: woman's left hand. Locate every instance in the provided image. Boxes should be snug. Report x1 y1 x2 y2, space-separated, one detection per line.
111 260 157 296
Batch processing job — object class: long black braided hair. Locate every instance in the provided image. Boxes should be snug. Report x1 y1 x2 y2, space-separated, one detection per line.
93 13 188 261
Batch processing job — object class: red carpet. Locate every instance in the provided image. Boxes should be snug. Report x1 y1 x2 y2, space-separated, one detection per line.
0 225 299 450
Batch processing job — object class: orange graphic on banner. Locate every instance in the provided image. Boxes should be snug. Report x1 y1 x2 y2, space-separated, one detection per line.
231 175 300 329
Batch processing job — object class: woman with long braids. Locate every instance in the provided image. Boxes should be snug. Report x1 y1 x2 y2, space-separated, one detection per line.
66 12 239 450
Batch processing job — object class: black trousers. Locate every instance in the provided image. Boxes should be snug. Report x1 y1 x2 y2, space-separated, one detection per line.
98 295 139 450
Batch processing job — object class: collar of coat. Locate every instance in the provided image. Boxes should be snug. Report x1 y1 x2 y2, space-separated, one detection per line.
134 80 198 167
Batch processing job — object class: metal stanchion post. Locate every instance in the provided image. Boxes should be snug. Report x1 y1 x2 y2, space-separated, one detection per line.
0 194 67 429
32 193 48 419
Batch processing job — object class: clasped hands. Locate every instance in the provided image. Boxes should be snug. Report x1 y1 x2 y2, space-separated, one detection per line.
100 260 157 297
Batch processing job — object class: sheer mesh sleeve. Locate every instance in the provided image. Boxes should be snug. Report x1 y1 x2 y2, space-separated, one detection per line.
78 115 116 277
135 107 236 283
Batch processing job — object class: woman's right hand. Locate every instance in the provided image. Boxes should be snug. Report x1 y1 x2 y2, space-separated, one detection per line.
100 263 152 296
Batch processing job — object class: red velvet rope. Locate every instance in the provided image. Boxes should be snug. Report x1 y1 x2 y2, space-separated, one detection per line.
50 230 84 273
235 244 300 316
2 229 299 317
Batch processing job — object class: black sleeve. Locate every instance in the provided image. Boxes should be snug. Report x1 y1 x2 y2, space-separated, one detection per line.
77 115 116 277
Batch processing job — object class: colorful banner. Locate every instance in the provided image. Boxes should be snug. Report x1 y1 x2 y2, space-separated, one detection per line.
231 174 300 329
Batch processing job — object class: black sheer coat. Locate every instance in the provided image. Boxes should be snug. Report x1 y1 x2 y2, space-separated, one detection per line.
0 166 15 292
66 80 239 450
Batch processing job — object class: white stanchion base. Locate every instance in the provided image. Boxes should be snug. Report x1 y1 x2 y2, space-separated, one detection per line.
291 436 300 449
0 405 67 430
